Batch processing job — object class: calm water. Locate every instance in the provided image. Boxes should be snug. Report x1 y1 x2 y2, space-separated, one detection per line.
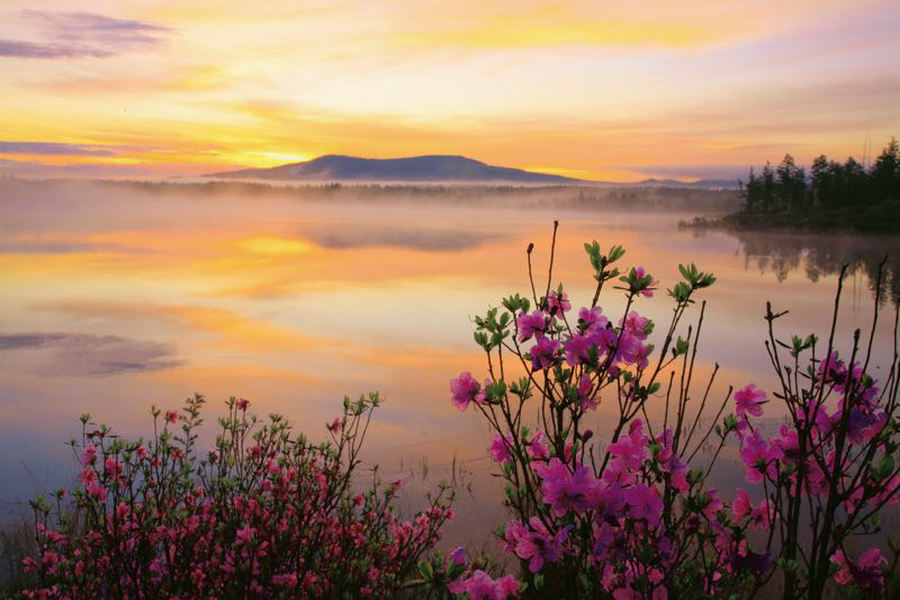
1 179 897 547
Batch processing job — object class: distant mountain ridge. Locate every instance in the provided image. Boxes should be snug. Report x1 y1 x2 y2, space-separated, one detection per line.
205 154 740 189
207 154 582 184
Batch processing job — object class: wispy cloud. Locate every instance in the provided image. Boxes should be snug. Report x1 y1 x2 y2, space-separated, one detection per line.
0 141 114 156
0 11 171 60
0 39 112 59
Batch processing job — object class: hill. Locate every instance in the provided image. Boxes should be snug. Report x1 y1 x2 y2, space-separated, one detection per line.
206 154 584 184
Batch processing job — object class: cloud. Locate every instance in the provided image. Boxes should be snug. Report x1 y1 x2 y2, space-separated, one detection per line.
0 240 146 254
0 157 180 178
0 141 114 156
0 333 180 376
0 39 112 59
1 11 171 60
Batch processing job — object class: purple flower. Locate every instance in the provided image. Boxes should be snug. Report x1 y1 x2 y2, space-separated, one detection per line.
504 517 567 573
623 483 663 527
535 457 601 517
528 431 549 460
564 332 599 367
458 570 521 600
735 384 766 419
450 372 484 412
529 337 560 371
516 311 545 342
449 546 467 566
578 306 608 333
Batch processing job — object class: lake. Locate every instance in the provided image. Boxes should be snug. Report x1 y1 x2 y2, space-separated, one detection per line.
0 179 897 549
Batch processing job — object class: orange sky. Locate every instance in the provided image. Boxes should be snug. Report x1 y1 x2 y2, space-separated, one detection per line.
1 0 899 181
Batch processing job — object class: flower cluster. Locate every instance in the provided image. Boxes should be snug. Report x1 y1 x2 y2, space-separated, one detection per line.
451 230 898 600
22 393 452 599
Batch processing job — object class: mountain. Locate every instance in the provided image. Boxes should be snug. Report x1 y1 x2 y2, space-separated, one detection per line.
206 154 583 184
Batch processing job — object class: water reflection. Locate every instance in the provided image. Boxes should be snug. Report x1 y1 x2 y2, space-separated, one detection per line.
696 229 900 302
0 179 896 550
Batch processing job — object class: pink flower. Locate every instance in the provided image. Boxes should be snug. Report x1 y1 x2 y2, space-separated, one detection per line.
165 410 178 424
86 482 107 502
516 311 545 342
459 570 520 600
80 445 97 466
527 432 549 460
577 373 597 411
235 525 253 546
529 337 560 371
450 371 485 411
545 290 571 315
236 397 250 410
504 517 567 573
578 306 608 333
735 384 766 419
607 420 649 472
327 418 341 433
621 311 650 340
564 332 599 366
739 430 782 484
623 483 663 527
489 433 513 465
830 548 887 593
633 267 658 298
535 458 601 517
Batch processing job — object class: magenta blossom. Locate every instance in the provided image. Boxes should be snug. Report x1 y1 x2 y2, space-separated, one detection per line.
735 384 766 419
634 267 659 298
529 337 560 371
831 548 887 593
565 332 599 367
516 311 546 342
490 433 514 465
545 290 571 315
739 430 782 484
449 546 467 566
623 483 664 527
504 517 567 573
528 431 549 460
458 570 521 600
578 306 609 333
450 372 485 411
536 458 602 517
577 373 597 411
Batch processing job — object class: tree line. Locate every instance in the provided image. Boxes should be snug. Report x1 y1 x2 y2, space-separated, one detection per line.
742 137 899 213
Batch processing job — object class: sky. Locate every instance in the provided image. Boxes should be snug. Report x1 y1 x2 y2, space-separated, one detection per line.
0 0 898 182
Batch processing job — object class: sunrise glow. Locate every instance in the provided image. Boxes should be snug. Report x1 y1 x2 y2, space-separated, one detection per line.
1 0 898 181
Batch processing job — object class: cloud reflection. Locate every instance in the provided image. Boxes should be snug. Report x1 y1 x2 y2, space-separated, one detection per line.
0 333 180 376
303 225 503 252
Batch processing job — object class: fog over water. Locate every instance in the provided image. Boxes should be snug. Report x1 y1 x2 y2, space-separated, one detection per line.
0 179 896 548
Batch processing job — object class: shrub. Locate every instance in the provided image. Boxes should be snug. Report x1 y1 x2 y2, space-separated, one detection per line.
450 222 899 600
21 393 452 599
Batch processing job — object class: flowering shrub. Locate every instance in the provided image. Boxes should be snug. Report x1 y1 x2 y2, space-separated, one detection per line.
21 393 453 599
451 223 900 600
